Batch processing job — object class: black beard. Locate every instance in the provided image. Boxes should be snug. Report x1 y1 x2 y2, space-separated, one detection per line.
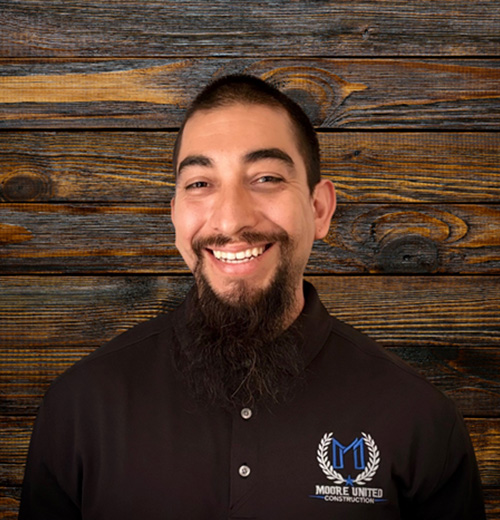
173 240 305 410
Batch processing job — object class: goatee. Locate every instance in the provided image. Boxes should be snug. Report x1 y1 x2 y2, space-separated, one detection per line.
173 233 305 410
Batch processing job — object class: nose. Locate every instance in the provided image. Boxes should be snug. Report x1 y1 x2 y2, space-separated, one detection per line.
209 184 258 236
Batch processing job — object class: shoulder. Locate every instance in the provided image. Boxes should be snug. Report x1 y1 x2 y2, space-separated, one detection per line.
322 313 454 414
46 308 181 400
328 315 423 376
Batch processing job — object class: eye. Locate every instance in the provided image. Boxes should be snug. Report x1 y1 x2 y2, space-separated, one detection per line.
185 180 209 190
255 175 283 184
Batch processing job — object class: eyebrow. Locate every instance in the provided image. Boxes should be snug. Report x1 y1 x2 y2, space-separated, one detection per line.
177 155 213 176
243 148 295 169
177 147 295 178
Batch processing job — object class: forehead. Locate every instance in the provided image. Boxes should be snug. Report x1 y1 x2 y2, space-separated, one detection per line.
179 103 300 157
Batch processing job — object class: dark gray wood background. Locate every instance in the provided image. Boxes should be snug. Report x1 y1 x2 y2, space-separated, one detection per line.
0 1 499 517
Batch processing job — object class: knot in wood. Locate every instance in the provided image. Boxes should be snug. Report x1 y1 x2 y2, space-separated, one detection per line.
376 234 439 274
1 170 51 202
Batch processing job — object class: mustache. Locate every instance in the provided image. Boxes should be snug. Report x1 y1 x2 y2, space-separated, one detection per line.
192 230 290 258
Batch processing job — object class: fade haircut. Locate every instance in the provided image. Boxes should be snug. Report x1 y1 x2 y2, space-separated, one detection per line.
172 74 321 193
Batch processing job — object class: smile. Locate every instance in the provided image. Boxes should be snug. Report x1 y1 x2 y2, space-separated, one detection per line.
210 245 267 263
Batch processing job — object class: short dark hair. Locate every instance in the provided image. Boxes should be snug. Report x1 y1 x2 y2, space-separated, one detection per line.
172 74 320 193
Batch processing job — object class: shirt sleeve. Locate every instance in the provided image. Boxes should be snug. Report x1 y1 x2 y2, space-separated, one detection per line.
18 386 82 519
400 406 486 520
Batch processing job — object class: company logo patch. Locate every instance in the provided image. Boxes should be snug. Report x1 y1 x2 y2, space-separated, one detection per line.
310 432 387 505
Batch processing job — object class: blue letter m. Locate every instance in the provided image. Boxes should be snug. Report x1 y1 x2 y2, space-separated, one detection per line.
332 437 365 470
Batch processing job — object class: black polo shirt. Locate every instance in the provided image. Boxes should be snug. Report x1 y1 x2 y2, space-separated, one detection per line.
19 283 485 519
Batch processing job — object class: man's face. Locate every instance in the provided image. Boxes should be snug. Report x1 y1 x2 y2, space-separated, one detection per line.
171 103 333 312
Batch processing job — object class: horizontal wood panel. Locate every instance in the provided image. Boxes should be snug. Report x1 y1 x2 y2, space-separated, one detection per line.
312 275 500 348
1 1 499 58
2 416 498 485
484 489 500 518
0 275 498 348
1 203 499 274
0 486 20 520
1 347 95 416
0 276 193 348
1 345 499 417
1 132 500 204
0 59 499 129
329 203 500 275
322 133 500 203
468 418 500 488
388 347 500 418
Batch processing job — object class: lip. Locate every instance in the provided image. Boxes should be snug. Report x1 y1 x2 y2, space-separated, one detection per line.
204 242 275 276
207 243 270 262
206 241 270 253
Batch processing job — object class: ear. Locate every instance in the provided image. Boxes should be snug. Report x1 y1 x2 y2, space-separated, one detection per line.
170 196 176 228
312 179 336 239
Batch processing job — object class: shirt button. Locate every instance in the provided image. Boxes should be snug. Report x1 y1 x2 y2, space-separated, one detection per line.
239 465 251 478
240 407 252 420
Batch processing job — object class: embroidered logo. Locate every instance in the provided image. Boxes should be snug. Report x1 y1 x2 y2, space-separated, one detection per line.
310 432 387 505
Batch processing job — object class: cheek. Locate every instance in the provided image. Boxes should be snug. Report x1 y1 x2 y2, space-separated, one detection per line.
268 201 315 239
173 206 199 253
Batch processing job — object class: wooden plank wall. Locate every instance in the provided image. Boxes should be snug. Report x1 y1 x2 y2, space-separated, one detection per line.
0 1 499 517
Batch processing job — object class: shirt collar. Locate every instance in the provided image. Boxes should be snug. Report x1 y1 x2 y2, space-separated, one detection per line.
294 281 333 367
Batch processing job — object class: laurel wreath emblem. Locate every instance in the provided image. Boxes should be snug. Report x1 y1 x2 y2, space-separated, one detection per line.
317 432 380 485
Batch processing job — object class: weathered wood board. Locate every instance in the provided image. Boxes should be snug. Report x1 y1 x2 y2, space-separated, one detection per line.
0 59 499 128
1 132 499 203
1 1 499 57
1 203 499 274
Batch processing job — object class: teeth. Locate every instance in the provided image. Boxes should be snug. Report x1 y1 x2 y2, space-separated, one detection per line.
212 246 265 263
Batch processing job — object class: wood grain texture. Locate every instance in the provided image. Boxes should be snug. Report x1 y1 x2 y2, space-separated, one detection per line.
0 486 21 520
388 346 500 418
311 275 500 348
329 203 500 274
1 131 499 204
321 132 500 203
1 203 499 274
0 59 499 128
0 276 193 348
484 489 500 517
1 1 499 57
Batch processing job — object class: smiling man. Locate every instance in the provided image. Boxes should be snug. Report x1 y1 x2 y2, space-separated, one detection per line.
20 75 485 519
170 96 335 409
172 102 332 307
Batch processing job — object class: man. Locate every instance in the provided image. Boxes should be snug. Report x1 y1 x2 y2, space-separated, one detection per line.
20 75 485 519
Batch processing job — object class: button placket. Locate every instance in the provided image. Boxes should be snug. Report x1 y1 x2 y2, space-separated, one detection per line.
229 407 258 516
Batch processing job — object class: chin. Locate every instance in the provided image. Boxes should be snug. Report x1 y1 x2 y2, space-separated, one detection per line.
214 279 267 305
